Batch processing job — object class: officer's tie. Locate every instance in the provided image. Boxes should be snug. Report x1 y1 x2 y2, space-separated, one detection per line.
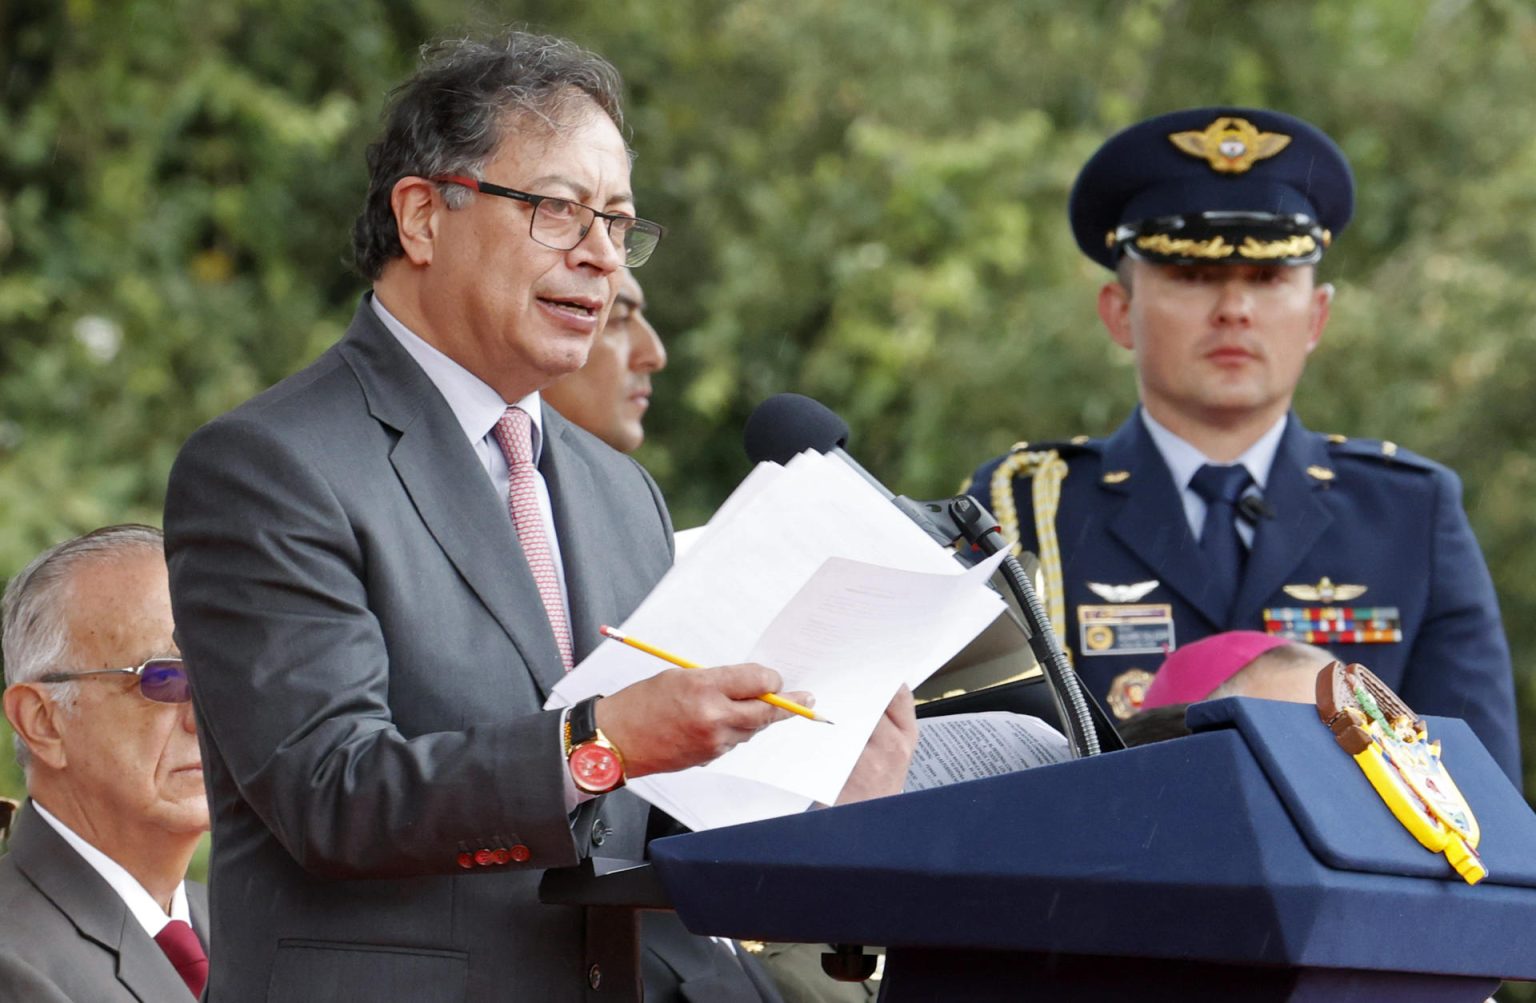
1190 463 1253 622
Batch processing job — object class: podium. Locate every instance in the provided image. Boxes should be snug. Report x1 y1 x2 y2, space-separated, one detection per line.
648 699 1536 1001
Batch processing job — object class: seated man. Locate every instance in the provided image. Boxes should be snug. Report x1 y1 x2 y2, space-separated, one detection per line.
1120 631 1334 747
0 525 209 1001
1143 630 1335 709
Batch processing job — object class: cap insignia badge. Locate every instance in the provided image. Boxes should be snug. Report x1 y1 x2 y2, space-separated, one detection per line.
1168 117 1292 174
1283 577 1366 603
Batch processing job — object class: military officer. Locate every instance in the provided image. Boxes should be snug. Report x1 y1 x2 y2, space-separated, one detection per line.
963 107 1520 784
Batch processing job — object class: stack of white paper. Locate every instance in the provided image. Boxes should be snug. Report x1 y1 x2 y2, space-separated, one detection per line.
547 450 1008 831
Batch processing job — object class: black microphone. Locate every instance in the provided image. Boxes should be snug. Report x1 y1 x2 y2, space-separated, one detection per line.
742 392 849 464
1238 493 1275 524
744 393 970 547
743 392 894 499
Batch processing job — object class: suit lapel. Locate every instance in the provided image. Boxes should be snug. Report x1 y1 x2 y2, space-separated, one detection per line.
1232 417 1335 619
339 303 567 699
1102 415 1230 626
118 913 193 1002
10 802 194 1001
10 803 130 954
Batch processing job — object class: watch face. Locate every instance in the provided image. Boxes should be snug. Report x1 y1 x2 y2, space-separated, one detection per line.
570 742 624 794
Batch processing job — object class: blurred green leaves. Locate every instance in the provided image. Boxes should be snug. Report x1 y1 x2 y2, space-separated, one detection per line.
3 1 1536 897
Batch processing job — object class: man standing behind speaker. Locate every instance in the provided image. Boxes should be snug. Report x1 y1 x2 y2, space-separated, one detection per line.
543 269 665 454
962 108 1519 784
545 277 882 1003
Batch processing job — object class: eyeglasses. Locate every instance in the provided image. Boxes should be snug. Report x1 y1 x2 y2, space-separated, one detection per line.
431 175 665 268
36 657 191 704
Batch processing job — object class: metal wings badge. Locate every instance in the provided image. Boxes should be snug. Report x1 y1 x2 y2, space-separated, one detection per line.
1316 661 1485 884
1283 576 1367 603
1087 580 1159 603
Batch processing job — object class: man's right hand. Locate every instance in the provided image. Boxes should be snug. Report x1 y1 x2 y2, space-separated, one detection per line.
594 664 804 779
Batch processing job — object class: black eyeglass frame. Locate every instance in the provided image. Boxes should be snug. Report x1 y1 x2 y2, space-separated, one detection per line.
36 656 191 704
430 174 665 268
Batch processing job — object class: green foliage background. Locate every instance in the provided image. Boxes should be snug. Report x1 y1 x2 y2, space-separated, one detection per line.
3 1 1536 982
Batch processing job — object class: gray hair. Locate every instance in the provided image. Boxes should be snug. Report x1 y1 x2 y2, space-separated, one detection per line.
2 524 164 768
350 30 627 280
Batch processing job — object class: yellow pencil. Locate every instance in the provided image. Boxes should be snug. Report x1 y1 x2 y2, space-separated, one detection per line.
598 625 834 724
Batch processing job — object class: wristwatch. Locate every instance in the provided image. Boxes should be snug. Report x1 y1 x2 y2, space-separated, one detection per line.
564 696 626 794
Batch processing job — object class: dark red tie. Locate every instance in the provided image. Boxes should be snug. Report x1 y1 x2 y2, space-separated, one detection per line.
155 919 208 998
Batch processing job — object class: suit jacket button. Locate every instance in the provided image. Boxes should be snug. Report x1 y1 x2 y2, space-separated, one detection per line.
456 852 474 870
473 848 494 866
588 964 602 990
491 848 511 865
509 844 531 863
591 818 608 846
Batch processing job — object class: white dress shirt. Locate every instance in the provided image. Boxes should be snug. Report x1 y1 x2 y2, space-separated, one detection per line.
371 294 572 618
31 799 191 936
1139 409 1286 548
371 294 589 809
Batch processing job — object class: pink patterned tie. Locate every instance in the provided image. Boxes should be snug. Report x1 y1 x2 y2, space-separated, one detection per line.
492 406 574 670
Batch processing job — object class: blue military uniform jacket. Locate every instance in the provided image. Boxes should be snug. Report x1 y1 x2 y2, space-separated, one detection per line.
964 409 1521 784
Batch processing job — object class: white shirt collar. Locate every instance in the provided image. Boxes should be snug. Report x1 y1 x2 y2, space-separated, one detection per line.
369 293 546 460
1139 408 1286 491
30 799 191 936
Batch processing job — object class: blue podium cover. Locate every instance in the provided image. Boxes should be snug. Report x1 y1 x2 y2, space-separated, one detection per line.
1186 698 1536 886
650 698 1536 983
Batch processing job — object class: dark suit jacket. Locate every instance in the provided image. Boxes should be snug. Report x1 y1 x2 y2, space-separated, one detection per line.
0 801 209 1002
965 410 1520 783
641 913 784 1003
165 302 677 1001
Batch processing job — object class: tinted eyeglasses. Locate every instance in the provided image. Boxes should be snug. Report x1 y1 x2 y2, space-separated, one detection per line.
37 657 191 704
431 175 665 268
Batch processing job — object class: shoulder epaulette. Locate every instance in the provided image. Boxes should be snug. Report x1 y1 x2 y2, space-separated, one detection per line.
1324 434 1438 472
1006 435 1102 459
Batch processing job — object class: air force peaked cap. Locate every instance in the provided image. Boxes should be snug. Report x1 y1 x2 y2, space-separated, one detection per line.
1069 107 1354 270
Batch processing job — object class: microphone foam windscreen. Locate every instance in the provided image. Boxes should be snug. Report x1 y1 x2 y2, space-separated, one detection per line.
742 393 850 465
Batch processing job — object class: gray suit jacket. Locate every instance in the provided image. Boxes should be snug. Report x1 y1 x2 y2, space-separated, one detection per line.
0 801 209 1002
164 301 675 1001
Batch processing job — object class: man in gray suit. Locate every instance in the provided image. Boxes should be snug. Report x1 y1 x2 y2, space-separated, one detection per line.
1 525 210 1001
164 30 915 1003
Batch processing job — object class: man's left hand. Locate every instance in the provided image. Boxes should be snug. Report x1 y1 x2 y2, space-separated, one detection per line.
834 685 919 805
